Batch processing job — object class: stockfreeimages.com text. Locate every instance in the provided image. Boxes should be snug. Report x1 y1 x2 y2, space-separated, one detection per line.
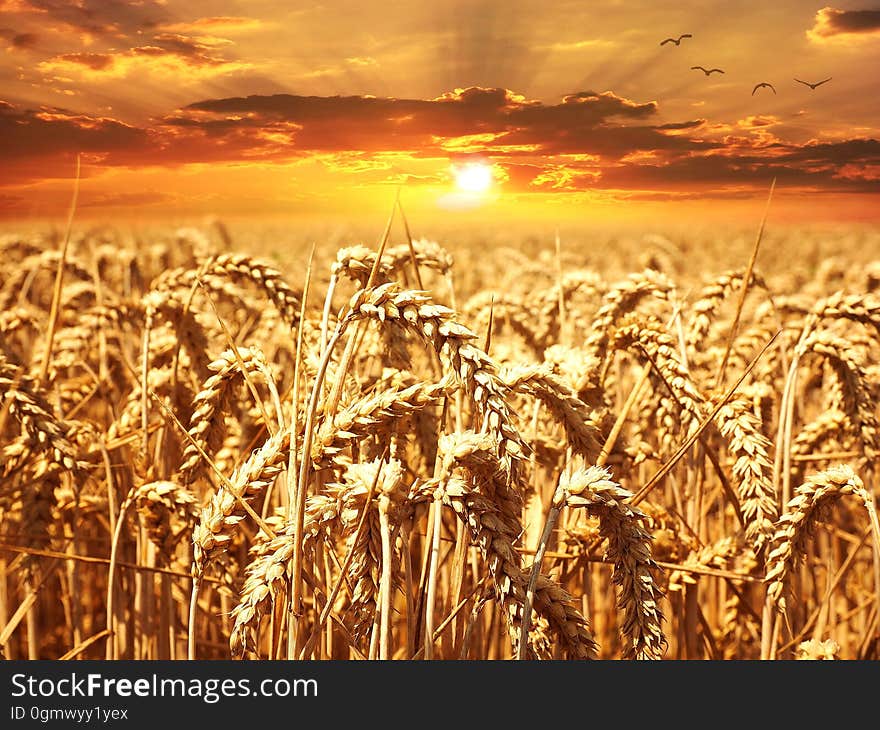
10 673 317 704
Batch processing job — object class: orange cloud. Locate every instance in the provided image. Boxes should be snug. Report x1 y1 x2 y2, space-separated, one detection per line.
48 52 114 71
620 150 662 164
344 56 378 67
0 88 878 207
159 17 264 34
530 165 601 190
737 115 780 129
38 33 252 78
433 132 510 152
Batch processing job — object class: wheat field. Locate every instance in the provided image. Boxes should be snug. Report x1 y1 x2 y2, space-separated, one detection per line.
1 219 879 661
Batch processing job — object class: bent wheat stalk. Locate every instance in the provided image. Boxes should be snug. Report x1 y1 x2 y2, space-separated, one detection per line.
528 465 666 660
765 465 880 619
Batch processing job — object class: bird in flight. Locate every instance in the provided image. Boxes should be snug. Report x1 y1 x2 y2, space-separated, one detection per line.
660 34 692 46
794 77 832 90
691 65 724 75
752 82 776 95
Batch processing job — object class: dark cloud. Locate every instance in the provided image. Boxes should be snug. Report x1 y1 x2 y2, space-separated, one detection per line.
0 101 151 182
783 138 880 164
187 87 532 133
511 122 713 157
0 101 148 159
550 139 880 194
183 87 684 157
0 99 293 185
0 29 39 48
655 120 707 131
161 115 260 134
18 0 165 36
810 6 880 37
141 33 231 66
12 31 38 48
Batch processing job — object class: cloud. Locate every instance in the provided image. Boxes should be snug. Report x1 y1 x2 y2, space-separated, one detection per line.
345 56 378 67
0 28 39 49
737 115 780 129
529 165 601 190
0 100 151 182
0 87 877 203
13 0 166 37
159 17 265 34
174 87 875 196
808 6 880 41
654 120 707 131
618 190 759 202
48 52 114 71
38 33 252 78
582 138 880 194
182 87 674 158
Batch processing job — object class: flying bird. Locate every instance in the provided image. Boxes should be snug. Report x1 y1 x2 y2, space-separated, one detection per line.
691 65 724 75
794 77 832 90
660 34 692 46
752 82 776 95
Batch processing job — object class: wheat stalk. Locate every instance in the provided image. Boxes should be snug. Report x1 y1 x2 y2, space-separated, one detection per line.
556 465 666 659
765 465 880 615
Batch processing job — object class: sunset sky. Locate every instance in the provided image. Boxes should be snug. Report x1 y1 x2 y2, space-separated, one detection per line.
1 1 879 224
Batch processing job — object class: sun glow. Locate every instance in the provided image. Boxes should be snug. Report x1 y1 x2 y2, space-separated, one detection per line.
453 162 493 193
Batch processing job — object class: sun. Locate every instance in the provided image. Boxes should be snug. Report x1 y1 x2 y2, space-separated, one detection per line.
453 162 493 193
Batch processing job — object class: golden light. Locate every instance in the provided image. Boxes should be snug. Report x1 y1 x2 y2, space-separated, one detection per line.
453 162 493 193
